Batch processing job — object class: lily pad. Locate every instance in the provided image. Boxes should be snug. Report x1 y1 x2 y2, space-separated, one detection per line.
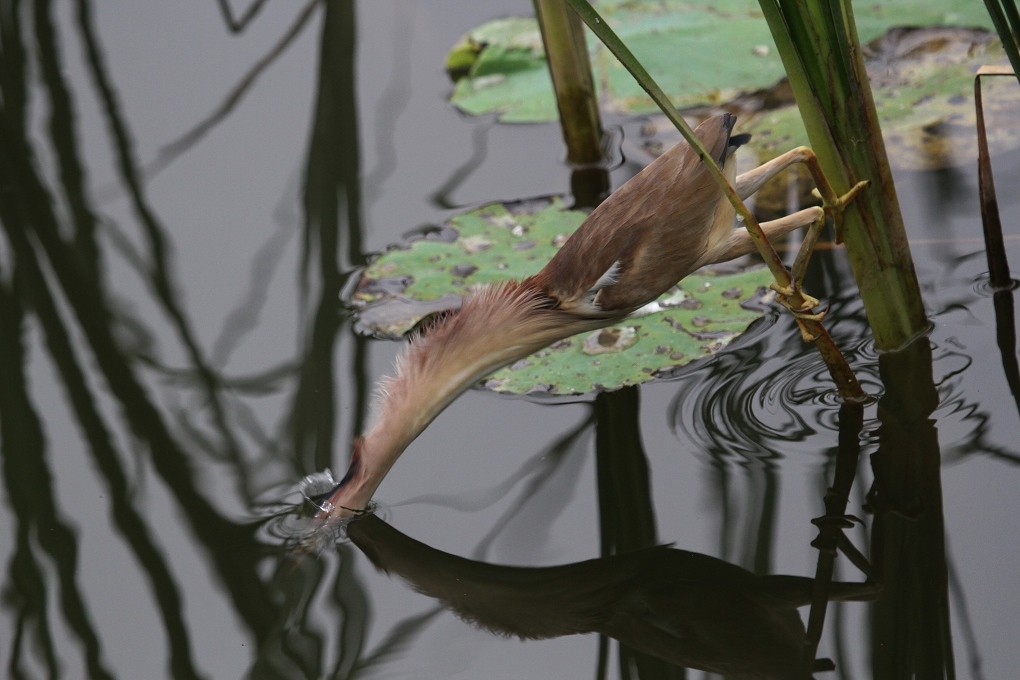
352 197 776 395
483 269 775 394
352 197 585 327
740 28 1020 170
448 0 995 122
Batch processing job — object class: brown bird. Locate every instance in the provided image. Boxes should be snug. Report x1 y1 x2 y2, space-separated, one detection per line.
315 113 831 525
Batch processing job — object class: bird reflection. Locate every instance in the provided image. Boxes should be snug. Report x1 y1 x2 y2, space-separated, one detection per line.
345 515 878 679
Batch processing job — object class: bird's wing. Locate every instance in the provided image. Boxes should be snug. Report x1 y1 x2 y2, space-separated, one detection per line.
531 114 740 316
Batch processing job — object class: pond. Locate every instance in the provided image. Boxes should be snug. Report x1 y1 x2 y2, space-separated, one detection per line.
1 1 1018 678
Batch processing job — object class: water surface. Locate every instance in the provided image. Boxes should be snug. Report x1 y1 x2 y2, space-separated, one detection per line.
1 1 1018 678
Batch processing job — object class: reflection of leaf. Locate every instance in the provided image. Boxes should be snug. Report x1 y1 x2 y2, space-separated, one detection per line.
352 198 775 395
447 0 995 123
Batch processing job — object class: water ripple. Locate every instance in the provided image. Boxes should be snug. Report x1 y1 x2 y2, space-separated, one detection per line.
972 274 1020 296
666 306 879 463
251 472 388 552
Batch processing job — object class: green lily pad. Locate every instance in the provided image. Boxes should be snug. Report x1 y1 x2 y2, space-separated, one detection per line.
483 268 775 394
352 197 776 395
353 197 584 322
630 28 1020 175
448 0 995 122
741 29 1020 170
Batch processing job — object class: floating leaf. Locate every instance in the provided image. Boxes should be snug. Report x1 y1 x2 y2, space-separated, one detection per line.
352 197 584 320
448 17 559 122
352 198 776 395
630 28 1020 174
447 0 995 123
484 268 774 395
742 28 1020 170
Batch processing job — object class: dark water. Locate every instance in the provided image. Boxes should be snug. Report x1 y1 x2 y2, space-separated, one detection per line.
1 1 1018 678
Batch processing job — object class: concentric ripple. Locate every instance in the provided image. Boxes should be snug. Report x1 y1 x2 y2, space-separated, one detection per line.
252 471 387 552
666 297 880 464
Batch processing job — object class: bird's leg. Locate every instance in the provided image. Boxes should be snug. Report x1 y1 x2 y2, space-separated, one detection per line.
764 216 831 338
736 146 869 243
789 207 827 292
716 206 822 262
770 208 829 336
720 206 826 337
736 147 868 339
733 148 868 400
735 148 815 199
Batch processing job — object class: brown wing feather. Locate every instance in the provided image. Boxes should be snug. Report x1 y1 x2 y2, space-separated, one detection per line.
532 115 735 314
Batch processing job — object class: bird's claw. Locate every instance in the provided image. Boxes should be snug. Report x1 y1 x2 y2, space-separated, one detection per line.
770 283 820 310
791 309 827 342
769 282 795 298
822 179 869 244
770 283 826 341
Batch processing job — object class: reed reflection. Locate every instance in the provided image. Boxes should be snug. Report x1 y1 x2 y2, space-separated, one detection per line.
595 387 682 679
0 272 116 680
0 0 373 675
867 339 955 678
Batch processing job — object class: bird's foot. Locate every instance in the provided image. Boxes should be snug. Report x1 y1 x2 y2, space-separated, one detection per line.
771 284 826 341
815 180 869 243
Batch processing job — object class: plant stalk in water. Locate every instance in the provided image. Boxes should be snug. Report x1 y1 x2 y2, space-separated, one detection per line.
533 0 605 165
982 0 1020 83
974 66 1015 289
757 0 928 351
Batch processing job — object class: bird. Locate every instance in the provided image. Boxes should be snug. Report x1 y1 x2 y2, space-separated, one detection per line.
313 113 831 527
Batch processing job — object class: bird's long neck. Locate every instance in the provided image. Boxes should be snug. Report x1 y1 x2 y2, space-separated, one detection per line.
318 280 602 519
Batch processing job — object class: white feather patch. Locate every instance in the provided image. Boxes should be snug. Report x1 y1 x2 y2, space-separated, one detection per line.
629 301 663 317
589 259 622 295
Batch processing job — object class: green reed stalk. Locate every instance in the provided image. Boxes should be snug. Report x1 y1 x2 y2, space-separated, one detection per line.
982 0 1020 84
757 1 927 351
533 0 605 165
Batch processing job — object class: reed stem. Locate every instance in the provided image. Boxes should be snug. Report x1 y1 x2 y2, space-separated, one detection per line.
758 0 928 351
533 0 605 166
